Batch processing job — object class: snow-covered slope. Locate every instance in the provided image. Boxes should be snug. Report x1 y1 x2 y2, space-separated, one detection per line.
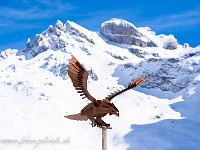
0 18 200 150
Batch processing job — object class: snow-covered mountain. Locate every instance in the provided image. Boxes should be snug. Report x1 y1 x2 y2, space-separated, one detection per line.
0 18 200 150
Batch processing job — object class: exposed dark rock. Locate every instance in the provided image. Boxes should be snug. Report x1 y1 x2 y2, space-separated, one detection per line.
167 58 179 63
106 51 127 60
0 49 17 60
122 58 193 93
163 39 178 50
25 38 32 50
56 20 65 31
33 34 43 47
152 53 160 57
128 48 149 58
56 39 68 49
183 43 189 48
184 52 200 59
88 69 98 81
147 58 162 62
47 25 54 33
124 63 134 68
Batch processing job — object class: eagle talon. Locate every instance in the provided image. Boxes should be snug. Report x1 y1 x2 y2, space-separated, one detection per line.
105 123 110 127
95 120 102 127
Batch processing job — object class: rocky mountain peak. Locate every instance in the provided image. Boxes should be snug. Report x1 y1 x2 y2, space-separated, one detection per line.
21 19 96 58
25 38 31 50
101 18 138 32
56 20 65 31
100 18 158 47
161 34 179 50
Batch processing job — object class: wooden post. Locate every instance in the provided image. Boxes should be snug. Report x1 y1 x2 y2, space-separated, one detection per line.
102 126 107 150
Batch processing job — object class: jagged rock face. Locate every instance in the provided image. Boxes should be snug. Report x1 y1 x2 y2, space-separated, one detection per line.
25 38 31 50
87 69 98 81
128 48 150 58
100 18 157 47
158 34 179 50
33 34 43 47
0 49 18 61
122 57 196 93
31 34 50 56
163 38 179 50
56 20 65 31
183 43 190 48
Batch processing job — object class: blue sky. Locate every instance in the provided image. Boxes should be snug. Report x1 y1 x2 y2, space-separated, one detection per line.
0 0 200 52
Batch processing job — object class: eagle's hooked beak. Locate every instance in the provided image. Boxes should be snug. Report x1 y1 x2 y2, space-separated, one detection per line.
116 112 119 117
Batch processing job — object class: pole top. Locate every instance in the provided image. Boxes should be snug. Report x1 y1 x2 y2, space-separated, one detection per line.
101 126 112 129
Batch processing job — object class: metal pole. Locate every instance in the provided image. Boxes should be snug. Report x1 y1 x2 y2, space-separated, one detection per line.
102 126 107 150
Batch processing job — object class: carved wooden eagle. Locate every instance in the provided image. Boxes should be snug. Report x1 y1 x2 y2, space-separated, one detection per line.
64 55 145 129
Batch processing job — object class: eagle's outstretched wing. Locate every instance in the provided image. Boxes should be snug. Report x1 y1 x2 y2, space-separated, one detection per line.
103 76 145 102
67 55 99 105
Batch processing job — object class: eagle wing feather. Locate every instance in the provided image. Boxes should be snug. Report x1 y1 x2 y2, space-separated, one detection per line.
67 55 98 104
103 76 145 102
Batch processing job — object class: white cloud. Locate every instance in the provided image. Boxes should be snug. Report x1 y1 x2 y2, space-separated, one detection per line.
0 0 75 20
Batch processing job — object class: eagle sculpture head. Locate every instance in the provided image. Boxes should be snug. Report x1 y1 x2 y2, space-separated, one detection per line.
107 102 119 116
99 100 119 116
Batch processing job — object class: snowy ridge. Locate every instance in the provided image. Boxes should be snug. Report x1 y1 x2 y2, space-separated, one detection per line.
138 27 179 49
0 18 200 150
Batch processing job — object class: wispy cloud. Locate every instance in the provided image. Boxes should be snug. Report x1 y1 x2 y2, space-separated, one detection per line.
73 6 200 33
0 0 75 20
0 0 75 37
0 40 27 51
143 7 200 31
153 18 200 30
0 22 10 27
170 8 200 18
